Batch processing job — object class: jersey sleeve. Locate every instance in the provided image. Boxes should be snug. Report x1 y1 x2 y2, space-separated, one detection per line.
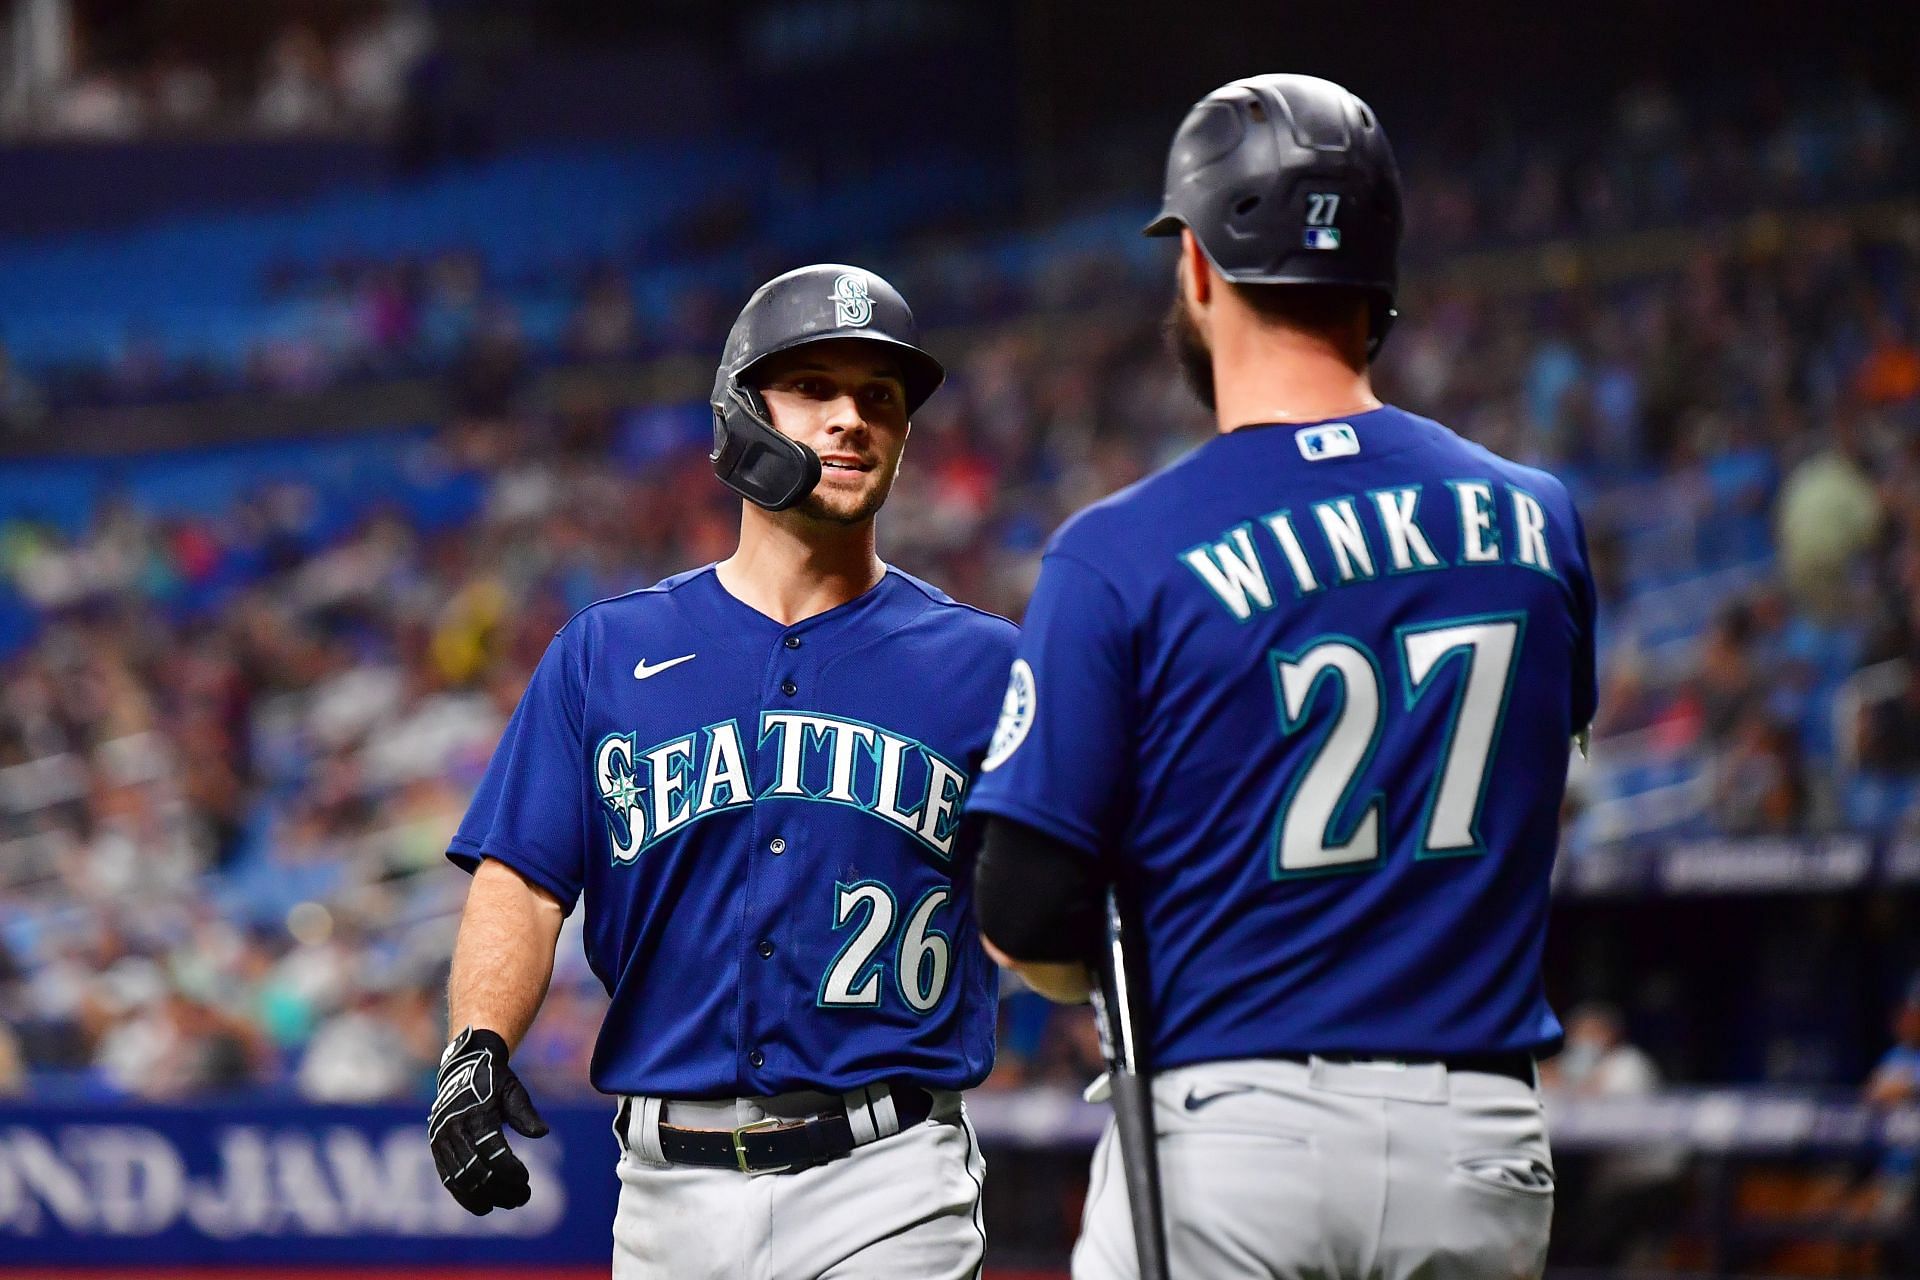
965 550 1133 858
1567 500 1600 736
447 623 589 913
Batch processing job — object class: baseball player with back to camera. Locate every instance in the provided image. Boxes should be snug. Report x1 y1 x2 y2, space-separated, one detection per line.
968 74 1597 1279
429 264 1015 1278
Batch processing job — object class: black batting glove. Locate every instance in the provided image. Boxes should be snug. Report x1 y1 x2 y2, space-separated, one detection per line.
428 1027 549 1215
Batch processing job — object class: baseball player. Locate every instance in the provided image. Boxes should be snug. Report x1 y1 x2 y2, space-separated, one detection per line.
431 264 1014 1278
967 75 1596 1279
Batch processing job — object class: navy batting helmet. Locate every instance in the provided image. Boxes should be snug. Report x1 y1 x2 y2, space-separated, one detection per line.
710 264 945 511
1146 74 1403 357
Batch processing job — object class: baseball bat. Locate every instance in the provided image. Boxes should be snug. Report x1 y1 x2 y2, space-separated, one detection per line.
1088 886 1170 1280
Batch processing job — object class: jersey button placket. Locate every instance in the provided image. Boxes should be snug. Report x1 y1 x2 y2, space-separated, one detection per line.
755 630 802 1081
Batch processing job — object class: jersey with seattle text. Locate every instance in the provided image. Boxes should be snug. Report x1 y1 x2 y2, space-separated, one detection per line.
450 565 1017 1098
967 405 1597 1067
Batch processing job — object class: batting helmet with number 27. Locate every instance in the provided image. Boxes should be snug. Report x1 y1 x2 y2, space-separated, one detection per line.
1145 74 1404 357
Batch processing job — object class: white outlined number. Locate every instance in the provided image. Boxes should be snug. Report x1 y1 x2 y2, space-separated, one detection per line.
1306 194 1341 226
898 889 952 1013
1272 614 1523 874
820 882 954 1012
821 883 892 1006
1273 642 1383 873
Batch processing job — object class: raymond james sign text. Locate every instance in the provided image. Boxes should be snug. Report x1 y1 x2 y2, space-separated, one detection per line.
0 1101 617 1265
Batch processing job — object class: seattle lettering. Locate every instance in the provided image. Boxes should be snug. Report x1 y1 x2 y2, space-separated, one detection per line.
594 714 969 862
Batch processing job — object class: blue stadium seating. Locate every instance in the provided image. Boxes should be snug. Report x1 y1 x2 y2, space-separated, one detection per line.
0 145 1011 375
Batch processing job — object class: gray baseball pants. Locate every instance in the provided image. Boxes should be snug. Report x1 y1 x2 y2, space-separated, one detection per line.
1074 1056 1554 1280
611 1087 984 1279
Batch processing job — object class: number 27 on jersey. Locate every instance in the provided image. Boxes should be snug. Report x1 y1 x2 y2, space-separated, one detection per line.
1272 612 1524 876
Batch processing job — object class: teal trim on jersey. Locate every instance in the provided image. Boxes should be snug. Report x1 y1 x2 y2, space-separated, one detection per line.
796 714 872 805
919 755 973 857
1395 611 1529 861
1179 521 1275 622
754 712 842 801
896 885 954 1015
595 722 753 865
817 879 897 1010
594 712 969 864
1267 634 1387 881
1444 479 1504 566
593 729 643 859
797 715 843 803
691 719 753 810
646 731 701 836
755 710 966 861
1504 483 1560 579
1258 508 1324 597
1309 496 1381 586
601 812 640 865
1362 485 1448 575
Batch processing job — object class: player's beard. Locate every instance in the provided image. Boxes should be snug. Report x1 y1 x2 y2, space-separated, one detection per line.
794 454 898 527
1164 293 1216 412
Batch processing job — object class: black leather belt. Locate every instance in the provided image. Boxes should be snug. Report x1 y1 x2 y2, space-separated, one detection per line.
1277 1051 1537 1085
617 1085 935 1174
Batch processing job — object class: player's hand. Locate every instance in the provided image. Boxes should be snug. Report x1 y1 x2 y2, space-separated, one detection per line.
428 1026 549 1215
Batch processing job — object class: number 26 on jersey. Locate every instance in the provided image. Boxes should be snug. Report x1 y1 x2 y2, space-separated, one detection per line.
819 882 953 1012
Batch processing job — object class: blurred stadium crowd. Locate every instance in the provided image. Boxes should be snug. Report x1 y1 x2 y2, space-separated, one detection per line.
1 3 432 142
0 73 1908 412
0 63 1916 1117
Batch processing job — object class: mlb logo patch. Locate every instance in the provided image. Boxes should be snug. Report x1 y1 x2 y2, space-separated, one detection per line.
1296 423 1360 461
1303 227 1342 250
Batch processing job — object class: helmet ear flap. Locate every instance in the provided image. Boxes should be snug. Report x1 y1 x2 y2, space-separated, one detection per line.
710 262 940 507
1367 296 1397 362
710 380 823 512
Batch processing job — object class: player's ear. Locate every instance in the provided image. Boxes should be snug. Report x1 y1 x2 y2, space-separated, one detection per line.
1180 228 1212 308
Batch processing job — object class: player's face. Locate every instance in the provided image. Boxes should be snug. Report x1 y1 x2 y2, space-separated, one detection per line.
1165 251 1216 411
756 341 911 526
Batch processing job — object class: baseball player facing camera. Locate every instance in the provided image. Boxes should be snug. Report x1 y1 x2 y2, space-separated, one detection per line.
969 75 1597 1279
434 264 1013 1278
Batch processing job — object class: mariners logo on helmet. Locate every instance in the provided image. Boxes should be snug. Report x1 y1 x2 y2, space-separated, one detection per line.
709 264 944 511
833 273 874 328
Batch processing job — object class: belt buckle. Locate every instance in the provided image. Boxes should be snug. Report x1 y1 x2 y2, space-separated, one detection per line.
731 1117 791 1174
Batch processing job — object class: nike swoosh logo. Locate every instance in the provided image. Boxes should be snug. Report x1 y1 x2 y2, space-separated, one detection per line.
633 654 696 679
1183 1085 1256 1112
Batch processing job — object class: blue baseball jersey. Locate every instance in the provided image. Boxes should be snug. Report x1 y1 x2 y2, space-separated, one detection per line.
967 406 1597 1067
449 565 1018 1098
